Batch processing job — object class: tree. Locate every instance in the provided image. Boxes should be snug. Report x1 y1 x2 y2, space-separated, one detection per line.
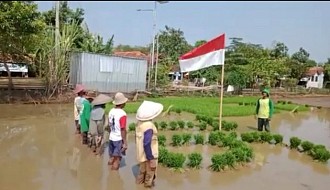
227 65 248 94
157 25 192 66
194 40 207 48
0 1 45 90
291 47 310 63
270 42 289 58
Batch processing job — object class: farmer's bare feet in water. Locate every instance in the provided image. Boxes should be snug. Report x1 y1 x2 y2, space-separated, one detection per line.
108 157 114 165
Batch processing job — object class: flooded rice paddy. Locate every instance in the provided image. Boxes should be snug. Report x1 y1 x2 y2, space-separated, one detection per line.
0 103 329 190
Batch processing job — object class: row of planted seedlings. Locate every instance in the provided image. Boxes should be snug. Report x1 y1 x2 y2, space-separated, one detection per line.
128 114 238 132
157 130 254 172
240 132 330 163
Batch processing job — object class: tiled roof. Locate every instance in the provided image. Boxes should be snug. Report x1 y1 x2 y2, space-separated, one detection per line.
0 53 34 64
306 67 324 76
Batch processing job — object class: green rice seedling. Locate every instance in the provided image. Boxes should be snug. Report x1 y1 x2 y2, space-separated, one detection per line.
260 132 273 144
169 121 178 131
301 141 314 152
165 152 186 169
231 145 254 163
177 120 185 129
194 134 204 145
228 131 238 139
195 115 203 122
187 121 194 129
159 121 167 130
282 101 287 105
212 120 220 131
182 133 192 145
128 123 136 132
187 153 203 169
288 101 292 104
208 131 220 146
222 121 238 131
277 100 283 104
272 134 283 144
238 102 244 106
158 146 169 164
289 137 302 149
158 135 167 147
228 139 246 149
171 134 183 146
198 122 207 131
305 104 309 107
175 108 182 114
310 145 330 163
251 132 261 142
205 116 214 126
241 132 254 143
210 153 227 172
223 151 237 169
154 121 159 129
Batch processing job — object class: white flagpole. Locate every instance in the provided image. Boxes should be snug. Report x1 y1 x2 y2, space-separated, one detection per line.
219 63 225 131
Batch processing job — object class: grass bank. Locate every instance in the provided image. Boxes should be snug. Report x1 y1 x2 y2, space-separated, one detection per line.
105 96 309 117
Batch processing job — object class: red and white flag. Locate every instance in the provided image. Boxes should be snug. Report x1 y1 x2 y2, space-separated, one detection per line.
179 33 225 72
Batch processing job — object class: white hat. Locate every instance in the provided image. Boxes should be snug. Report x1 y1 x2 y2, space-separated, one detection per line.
112 92 128 105
136 101 164 121
92 94 113 106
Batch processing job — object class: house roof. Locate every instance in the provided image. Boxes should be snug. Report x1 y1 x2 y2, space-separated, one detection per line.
113 51 161 65
0 53 34 64
306 67 324 76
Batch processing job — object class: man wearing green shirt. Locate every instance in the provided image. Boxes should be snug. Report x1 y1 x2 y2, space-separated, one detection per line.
255 89 274 132
80 92 94 144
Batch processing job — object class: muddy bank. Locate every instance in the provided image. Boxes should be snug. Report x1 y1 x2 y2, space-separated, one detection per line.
0 104 329 190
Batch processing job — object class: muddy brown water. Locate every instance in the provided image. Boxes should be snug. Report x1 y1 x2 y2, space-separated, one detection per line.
0 104 329 190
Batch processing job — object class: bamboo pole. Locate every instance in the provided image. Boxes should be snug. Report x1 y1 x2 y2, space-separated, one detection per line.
219 64 225 131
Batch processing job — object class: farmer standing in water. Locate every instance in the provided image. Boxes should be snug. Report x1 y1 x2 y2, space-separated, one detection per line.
73 84 85 134
255 89 274 132
108 92 128 170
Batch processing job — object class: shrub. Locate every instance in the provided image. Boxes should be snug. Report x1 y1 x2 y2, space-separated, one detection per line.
182 133 192 145
177 120 185 129
272 134 283 144
128 123 136 132
301 141 314 152
159 121 167 130
187 153 203 169
198 122 207 131
310 145 330 162
194 134 204 145
187 121 194 129
165 152 186 169
260 132 273 143
241 133 254 143
169 121 178 131
171 134 182 146
158 135 167 147
289 137 302 149
158 146 169 164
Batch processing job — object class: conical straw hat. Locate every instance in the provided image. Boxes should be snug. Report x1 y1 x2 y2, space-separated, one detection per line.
92 94 113 106
136 101 164 121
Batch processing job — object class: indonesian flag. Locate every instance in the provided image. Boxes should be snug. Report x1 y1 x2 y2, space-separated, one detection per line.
179 33 225 72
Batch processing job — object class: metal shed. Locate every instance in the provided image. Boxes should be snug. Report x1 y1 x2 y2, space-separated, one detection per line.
69 52 148 93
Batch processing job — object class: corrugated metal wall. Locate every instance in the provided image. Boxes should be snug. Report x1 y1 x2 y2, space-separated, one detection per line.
69 52 147 93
